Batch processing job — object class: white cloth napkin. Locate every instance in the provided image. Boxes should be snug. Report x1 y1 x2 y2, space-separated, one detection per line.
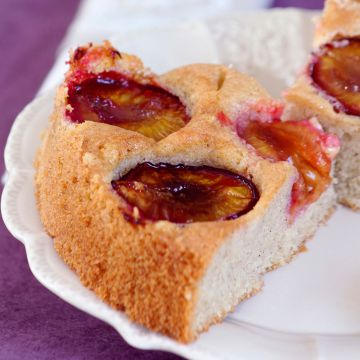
38 0 272 94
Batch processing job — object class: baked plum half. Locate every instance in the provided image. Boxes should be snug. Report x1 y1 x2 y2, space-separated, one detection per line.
239 119 338 218
310 37 360 116
112 162 259 224
66 71 189 140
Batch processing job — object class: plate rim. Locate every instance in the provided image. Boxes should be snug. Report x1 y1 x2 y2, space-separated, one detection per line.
3 76 360 360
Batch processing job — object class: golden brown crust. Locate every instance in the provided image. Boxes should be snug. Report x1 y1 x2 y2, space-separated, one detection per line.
66 40 156 85
35 42 314 343
284 74 360 134
314 0 360 48
159 64 272 119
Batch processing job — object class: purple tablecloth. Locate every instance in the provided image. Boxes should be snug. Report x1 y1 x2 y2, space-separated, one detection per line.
0 0 324 359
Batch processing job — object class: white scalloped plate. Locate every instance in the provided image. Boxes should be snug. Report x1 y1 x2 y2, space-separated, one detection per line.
3 10 360 360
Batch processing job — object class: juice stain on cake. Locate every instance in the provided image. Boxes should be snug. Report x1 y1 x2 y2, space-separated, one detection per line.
310 37 360 116
112 162 259 224
66 71 189 140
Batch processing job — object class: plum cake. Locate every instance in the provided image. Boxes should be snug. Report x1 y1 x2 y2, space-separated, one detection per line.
35 41 339 342
284 0 360 210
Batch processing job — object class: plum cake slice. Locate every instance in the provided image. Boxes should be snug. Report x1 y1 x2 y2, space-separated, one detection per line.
35 42 338 342
284 0 360 210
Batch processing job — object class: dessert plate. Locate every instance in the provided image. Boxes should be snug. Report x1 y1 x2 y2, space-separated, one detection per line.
2 9 360 360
